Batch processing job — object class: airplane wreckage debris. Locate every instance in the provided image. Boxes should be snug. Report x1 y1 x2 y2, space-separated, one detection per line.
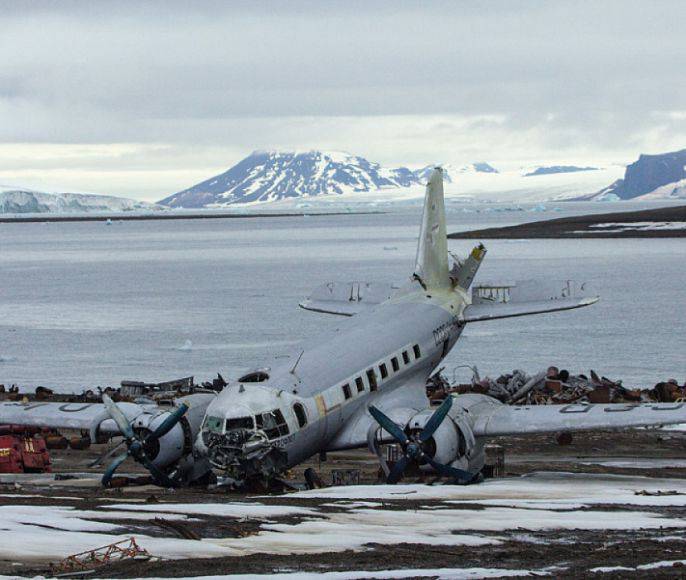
427 366 686 406
1 367 685 482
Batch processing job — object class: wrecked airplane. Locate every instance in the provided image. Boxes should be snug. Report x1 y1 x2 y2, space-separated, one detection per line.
2 168 686 488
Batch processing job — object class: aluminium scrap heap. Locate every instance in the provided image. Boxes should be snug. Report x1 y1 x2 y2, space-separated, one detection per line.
428 367 686 405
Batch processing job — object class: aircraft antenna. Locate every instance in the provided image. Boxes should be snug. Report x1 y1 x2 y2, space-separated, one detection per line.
289 349 305 377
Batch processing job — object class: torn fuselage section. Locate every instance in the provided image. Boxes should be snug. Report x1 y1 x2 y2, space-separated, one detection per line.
204 425 288 482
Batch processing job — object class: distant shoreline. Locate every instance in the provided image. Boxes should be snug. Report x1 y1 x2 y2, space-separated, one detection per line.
0 210 379 224
448 204 686 239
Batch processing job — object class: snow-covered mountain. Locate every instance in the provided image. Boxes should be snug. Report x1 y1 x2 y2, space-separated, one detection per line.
575 149 686 201
0 187 159 214
159 149 626 208
160 150 446 207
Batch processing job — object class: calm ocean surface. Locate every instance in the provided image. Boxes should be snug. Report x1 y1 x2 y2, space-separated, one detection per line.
1 202 684 392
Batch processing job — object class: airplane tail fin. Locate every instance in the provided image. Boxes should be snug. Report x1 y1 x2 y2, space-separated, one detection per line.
414 167 450 289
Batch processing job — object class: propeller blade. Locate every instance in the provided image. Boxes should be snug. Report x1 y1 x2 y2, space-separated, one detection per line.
386 455 410 484
102 451 129 487
424 455 473 484
147 403 189 442
368 405 408 445
89 440 126 468
102 394 135 440
418 396 453 443
140 456 177 488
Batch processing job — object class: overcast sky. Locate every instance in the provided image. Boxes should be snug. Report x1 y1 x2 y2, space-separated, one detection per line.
1 0 685 200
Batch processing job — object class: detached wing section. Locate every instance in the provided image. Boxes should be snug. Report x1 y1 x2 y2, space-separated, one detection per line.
463 279 598 322
474 401 686 437
299 282 398 317
0 401 156 440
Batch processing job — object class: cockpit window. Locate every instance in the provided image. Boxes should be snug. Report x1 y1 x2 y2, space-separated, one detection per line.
256 409 290 439
203 416 224 433
226 416 254 431
293 403 307 428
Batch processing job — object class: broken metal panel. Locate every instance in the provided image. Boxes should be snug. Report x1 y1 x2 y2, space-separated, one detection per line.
450 244 487 290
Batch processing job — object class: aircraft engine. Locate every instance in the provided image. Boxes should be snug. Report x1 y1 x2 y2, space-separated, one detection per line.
368 396 477 484
406 408 474 470
99 395 191 487
130 411 187 468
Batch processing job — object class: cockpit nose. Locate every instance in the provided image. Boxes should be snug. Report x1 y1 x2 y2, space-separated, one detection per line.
198 385 297 480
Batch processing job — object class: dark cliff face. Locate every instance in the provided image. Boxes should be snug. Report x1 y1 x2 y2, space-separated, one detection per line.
609 149 686 199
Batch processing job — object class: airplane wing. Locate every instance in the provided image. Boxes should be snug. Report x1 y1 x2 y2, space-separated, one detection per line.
0 400 156 441
299 281 398 317
473 401 686 437
462 279 598 322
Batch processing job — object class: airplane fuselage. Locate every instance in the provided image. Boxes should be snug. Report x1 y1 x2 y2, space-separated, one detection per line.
198 281 468 480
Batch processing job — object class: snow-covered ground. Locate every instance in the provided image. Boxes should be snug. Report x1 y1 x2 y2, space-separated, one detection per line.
577 221 686 233
2 472 686 565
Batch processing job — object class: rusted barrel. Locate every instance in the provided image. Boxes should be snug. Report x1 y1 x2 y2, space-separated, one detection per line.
45 435 69 450
69 436 91 450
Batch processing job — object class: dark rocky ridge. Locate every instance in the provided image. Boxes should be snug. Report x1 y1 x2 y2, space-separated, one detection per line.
449 204 686 238
578 149 686 200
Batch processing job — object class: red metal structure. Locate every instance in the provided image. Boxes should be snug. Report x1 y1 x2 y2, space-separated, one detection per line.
50 537 151 573
0 425 52 473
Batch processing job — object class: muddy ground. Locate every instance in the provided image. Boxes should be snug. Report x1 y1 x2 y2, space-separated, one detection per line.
3 428 686 578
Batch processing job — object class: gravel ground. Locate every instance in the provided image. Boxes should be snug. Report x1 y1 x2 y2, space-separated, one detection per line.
2 428 686 579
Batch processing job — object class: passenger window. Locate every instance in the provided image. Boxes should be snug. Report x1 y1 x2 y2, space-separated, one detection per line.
379 363 388 379
391 357 399 372
366 369 377 391
355 377 364 393
413 344 421 359
402 350 410 365
342 383 352 400
293 403 307 428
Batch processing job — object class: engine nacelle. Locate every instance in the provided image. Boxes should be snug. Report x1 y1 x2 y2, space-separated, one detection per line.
129 411 187 468
406 408 476 471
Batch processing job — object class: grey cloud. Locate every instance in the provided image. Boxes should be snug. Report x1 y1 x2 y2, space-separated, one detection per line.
0 0 685 196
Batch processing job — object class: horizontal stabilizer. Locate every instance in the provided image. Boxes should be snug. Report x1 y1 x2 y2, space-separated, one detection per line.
300 282 397 317
462 279 598 322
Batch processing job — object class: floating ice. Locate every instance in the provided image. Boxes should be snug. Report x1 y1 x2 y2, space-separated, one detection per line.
177 339 193 351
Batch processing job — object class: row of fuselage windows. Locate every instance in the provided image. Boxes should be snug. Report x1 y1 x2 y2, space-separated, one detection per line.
341 343 421 401
217 345 423 440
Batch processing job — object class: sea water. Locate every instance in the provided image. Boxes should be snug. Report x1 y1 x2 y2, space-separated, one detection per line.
0 202 684 392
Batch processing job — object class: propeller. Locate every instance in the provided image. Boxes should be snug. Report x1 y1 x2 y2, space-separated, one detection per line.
100 395 189 487
368 396 474 485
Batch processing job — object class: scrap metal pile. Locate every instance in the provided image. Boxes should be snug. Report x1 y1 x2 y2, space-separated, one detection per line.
428 366 686 405
0 374 226 405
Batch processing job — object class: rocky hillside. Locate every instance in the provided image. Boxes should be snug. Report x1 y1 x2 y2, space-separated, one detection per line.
579 149 686 201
